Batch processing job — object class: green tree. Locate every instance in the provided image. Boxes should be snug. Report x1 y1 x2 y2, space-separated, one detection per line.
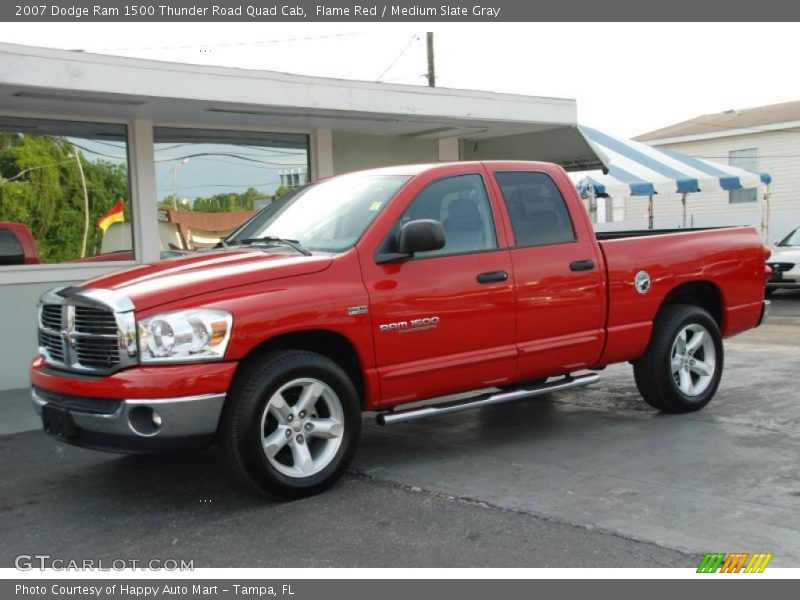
0 133 128 263
190 187 270 212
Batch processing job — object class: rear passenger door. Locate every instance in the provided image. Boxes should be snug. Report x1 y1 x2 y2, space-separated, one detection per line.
489 168 606 379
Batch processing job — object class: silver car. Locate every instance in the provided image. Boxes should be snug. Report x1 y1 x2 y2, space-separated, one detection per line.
767 226 800 294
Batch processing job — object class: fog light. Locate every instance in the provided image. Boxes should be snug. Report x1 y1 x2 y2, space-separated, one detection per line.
128 405 161 436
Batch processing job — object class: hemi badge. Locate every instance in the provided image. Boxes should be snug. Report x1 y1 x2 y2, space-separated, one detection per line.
347 305 368 316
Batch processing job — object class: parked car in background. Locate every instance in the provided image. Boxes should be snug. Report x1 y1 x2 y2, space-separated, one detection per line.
766 226 800 294
0 222 40 265
0 222 189 265
29 161 771 499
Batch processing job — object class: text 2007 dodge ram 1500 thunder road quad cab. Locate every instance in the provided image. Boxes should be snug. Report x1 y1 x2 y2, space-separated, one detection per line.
30 161 771 497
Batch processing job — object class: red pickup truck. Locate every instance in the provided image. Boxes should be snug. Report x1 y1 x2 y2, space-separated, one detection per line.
30 161 771 498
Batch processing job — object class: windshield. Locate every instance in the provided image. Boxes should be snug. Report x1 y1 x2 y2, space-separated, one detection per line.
777 227 800 247
226 173 410 253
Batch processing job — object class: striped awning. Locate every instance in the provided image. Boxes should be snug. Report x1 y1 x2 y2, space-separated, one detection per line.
576 126 772 198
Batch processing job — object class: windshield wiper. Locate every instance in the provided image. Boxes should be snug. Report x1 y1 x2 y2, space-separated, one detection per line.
233 236 312 256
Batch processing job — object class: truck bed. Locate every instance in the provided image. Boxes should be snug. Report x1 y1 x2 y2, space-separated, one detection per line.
595 227 730 241
594 225 767 366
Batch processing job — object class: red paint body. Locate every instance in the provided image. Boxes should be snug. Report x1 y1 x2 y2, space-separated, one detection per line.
30 162 769 413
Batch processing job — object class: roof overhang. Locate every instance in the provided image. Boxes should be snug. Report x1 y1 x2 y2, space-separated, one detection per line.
0 43 570 136
463 125 609 171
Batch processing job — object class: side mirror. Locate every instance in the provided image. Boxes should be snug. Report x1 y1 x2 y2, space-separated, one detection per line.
398 219 445 255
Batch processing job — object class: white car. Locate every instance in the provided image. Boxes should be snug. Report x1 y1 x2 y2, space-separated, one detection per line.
766 226 800 293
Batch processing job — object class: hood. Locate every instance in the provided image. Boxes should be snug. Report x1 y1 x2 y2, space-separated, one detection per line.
770 247 800 262
81 249 333 311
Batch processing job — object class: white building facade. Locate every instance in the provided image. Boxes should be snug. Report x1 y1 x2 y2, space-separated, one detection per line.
0 43 605 389
630 102 800 242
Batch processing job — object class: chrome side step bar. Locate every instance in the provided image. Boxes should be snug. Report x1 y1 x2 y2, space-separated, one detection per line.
376 372 600 426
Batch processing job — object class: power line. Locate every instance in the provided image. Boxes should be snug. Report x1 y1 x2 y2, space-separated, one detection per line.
68 142 127 161
82 32 367 53
154 152 303 167
375 34 420 82
69 141 304 167
156 182 282 192
9 178 281 194
0 158 76 184
158 143 305 157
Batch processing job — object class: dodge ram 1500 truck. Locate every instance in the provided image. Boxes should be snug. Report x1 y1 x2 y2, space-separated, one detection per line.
30 161 771 497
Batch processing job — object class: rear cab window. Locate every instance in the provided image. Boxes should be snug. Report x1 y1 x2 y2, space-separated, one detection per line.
494 171 576 247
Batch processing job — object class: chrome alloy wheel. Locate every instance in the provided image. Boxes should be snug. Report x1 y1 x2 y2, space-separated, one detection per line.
259 378 345 478
670 323 717 397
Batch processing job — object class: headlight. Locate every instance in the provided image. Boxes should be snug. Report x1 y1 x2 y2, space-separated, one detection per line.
138 309 232 363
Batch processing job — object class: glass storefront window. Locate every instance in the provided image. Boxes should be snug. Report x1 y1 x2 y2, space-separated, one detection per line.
152 127 309 252
0 117 132 265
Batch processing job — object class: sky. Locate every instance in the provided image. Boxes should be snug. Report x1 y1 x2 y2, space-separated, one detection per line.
1 22 798 139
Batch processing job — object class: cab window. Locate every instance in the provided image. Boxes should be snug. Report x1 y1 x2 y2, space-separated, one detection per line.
392 174 497 258
494 171 576 247
0 228 25 266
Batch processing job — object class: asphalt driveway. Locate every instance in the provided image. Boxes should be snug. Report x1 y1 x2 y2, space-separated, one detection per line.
1 292 797 567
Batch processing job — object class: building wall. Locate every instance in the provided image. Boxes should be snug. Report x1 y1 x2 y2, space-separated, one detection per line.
331 132 438 173
0 129 438 391
610 130 800 241
0 280 68 390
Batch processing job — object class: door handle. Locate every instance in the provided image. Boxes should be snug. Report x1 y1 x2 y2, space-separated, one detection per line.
476 270 508 284
569 259 595 272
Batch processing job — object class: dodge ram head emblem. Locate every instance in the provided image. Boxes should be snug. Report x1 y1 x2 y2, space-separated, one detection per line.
634 271 652 294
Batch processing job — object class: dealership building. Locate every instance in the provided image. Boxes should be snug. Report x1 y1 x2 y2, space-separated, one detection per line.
0 42 606 390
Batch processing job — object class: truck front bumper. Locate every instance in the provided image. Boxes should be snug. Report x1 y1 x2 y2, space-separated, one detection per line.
32 387 226 454
29 357 237 454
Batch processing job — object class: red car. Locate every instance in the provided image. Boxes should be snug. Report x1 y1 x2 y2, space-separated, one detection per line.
30 161 771 498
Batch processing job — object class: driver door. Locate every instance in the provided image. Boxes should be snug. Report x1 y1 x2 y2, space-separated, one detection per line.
359 169 516 407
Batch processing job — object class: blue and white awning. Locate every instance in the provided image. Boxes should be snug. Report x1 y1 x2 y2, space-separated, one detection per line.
577 125 772 198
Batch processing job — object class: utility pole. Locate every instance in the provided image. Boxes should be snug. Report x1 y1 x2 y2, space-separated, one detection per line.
171 165 178 210
426 32 436 87
73 151 90 258
171 158 189 210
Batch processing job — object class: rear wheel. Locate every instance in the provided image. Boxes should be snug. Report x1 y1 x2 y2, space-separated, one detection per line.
222 351 361 498
633 304 723 413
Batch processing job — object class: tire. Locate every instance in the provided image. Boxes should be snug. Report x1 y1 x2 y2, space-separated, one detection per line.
764 288 775 297
633 304 724 414
221 350 361 498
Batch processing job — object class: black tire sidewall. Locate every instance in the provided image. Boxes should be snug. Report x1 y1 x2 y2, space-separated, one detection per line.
227 352 361 497
659 307 724 410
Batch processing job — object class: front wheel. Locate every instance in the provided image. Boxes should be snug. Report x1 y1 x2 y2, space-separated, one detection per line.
633 304 724 413
222 350 361 498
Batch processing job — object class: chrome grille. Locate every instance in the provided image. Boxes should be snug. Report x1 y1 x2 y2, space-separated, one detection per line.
41 305 62 331
38 327 65 363
73 336 120 369
37 288 136 374
74 306 118 335
767 262 794 272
